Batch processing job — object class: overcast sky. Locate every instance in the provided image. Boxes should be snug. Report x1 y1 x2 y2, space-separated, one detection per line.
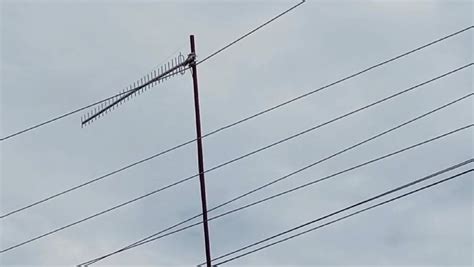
0 0 473 266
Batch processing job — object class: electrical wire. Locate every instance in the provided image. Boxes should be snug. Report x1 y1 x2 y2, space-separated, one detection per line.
78 127 473 266
1 52 190 142
78 93 473 265
0 0 306 142
195 1 305 65
212 169 473 265
2 25 470 142
1 63 470 221
1 68 471 255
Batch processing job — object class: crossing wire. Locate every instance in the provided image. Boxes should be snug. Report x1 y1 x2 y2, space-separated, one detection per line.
0 66 471 254
0 0 306 142
1 61 471 220
78 93 473 264
79 129 473 265
212 169 473 265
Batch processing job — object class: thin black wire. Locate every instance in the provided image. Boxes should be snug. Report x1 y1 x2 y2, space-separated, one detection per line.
80 127 473 265
207 161 473 264
3 24 470 142
0 68 470 255
80 93 473 265
0 59 190 142
195 0 306 65
214 169 473 265
0 0 306 142
1 63 470 221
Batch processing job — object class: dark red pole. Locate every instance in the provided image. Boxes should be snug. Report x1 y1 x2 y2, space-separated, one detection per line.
190 35 212 267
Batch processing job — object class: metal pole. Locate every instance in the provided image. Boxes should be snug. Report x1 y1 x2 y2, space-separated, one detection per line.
190 34 212 267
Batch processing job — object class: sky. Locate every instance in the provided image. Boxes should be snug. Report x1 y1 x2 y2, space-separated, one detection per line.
0 0 473 266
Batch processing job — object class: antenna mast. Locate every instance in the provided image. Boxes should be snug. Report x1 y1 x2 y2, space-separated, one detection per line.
189 35 212 267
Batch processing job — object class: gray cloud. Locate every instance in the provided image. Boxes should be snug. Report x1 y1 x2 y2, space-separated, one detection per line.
1 0 472 266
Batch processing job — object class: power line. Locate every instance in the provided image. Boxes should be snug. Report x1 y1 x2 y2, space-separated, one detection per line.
1 63 470 221
195 1 306 65
0 3 469 264
213 169 473 265
78 93 473 265
1 55 189 142
2 25 471 142
78 127 473 266
208 161 473 264
0 0 306 142
0 69 470 255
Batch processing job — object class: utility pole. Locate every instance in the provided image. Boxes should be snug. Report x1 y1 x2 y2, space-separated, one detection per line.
189 35 212 267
